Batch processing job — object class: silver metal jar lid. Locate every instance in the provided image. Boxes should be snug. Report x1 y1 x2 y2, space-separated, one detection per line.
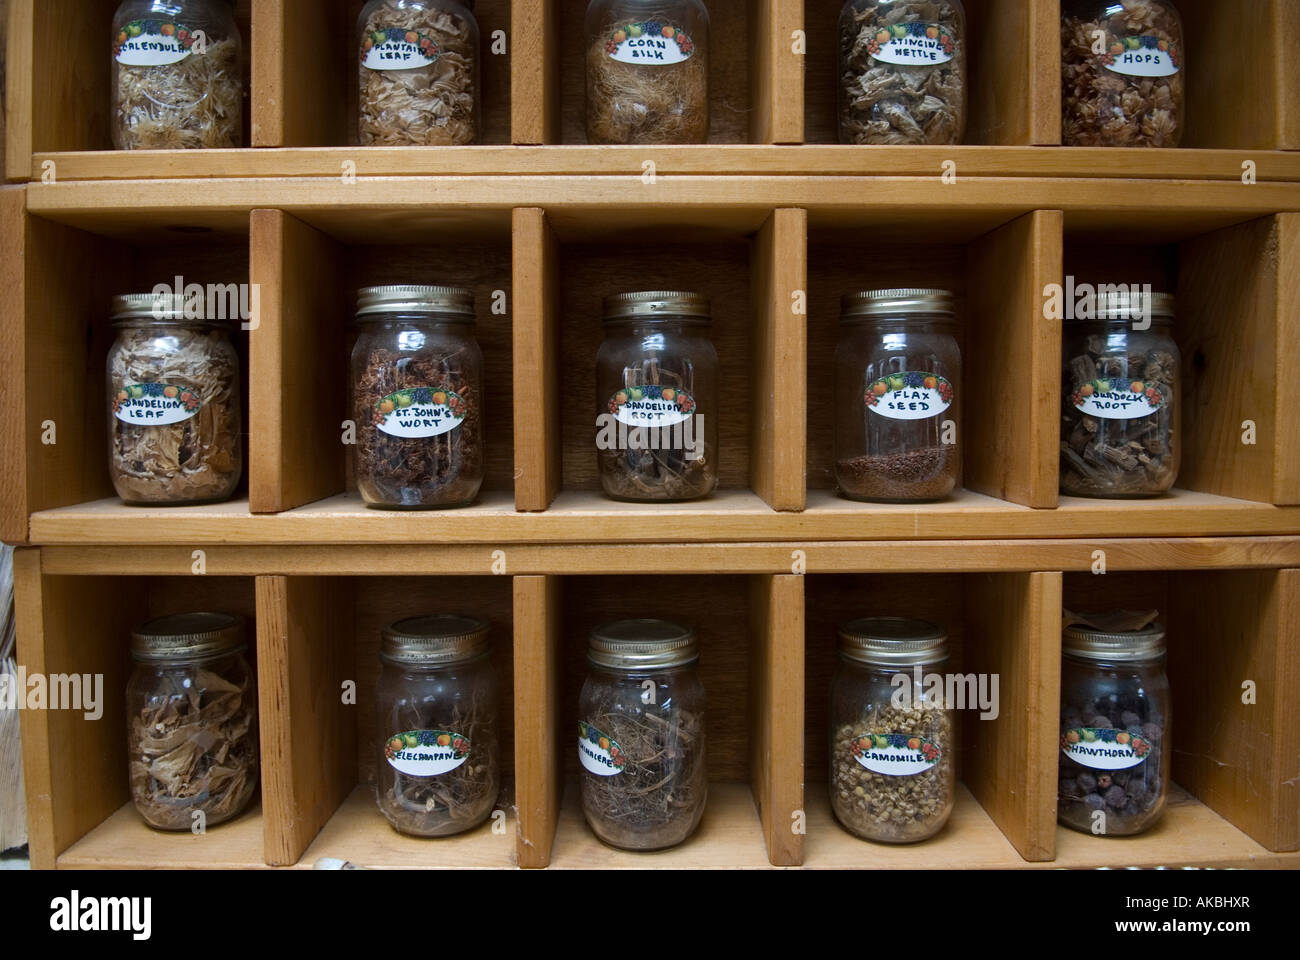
1063 624 1166 662
380 614 491 665
356 284 476 320
111 292 226 324
602 291 712 324
840 288 956 321
838 617 949 665
588 619 699 669
1088 290 1175 322
131 612 246 662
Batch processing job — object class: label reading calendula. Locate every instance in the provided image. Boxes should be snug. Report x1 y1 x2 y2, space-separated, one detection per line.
866 373 954 420
374 387 467 438
1070 379 1166 420
578 721 626 776
114 20 195 66
851 733 942 776
384 729 470 776
362 27 440 70
113 383 202 425
867 22 956 66
1102 36 1180 77
606 22 696 64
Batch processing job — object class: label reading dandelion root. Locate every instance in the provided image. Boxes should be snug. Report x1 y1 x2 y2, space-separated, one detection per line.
384 729 470 776
578 721 625 776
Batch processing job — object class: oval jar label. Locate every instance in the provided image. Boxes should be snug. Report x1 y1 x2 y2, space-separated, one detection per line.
1102 36 1180 77
114 20 195 66
578 721 626 776
362 27 440 70
866 373 954 420
384 729 470 776
1061 727 1151 770
113 383 202 425
852 733 942 776
1071 379 1167 420
867 22 956 66
374 387 467 438
605 22 696 64
606 385 697 427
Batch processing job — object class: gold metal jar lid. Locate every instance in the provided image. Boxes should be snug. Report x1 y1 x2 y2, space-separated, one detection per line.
111 292 229 325
380 614 490 665
838 617 949 666
1088 290 1176 322
602 291 712 324
131 612 246 663
840 288 956 321
356 284 476 320
1063 624 1166 662
588 619 699 669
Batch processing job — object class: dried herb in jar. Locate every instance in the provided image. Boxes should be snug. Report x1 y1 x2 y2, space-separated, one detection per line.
836 447 959 501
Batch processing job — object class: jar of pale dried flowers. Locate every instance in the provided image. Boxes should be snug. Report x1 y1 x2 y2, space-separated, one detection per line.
837 0 967 145
358 0 481 145
830 617 954 843
377 615 499 837
351 285 484 508
585 0 710 144
111 0 243 149
579 619 706 850
127 613 258 830
1062 0 1185 147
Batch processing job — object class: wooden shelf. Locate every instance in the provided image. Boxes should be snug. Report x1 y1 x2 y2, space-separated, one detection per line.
57 802 266 871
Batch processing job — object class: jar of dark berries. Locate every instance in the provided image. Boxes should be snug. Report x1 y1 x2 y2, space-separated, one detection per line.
1059 620 1170 836
578 619 706 850
376 615 499 837
829 617 954 843
351 285 484 508
596 291 718 502
834 289 961 501
1061 291 1180 498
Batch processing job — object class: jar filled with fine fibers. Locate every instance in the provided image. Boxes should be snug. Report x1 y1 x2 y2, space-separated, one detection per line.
585 0 710 144
108 293 243 505
834 289 961 501
1061 291 1179 497
352 285 484 508
1062 0 1185 147
830 618 955 843
579 619 706 850
127 613 258 830
358 0 480 145
596 291 718 501
1059 617 1170 836
837 0 966 145
111 0 243 149
377 615 499 837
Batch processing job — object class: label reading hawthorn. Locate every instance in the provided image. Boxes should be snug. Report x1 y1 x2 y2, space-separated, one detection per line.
578 721 626 776
1060 727 1151 770
866 372 954 420
384 729 470 776
867 22 956 66
1070 379 1166 420
114 20 195 66
851 732 942 776
362 27 440 70
374 387 467 438
113 383 202 425
605 21 696 65
1102 36 1180 78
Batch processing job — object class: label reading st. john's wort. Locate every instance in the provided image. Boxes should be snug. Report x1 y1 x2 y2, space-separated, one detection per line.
384 730 470 776
374 387 467 438
866 373 954 420
113 383 202 425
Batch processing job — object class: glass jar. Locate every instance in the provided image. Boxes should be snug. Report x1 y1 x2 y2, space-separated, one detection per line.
376 615 499 837
358 0 480 146
126 612 258 830
108 293 243 505
585 0 710 144
111 0 243 149
596 291 718 501
1062 0 1185 147
1061 291 1180 497
834 289 961 501
829 618 955 843
837 1 966 145
1059 620 1170 836
351 285 484 508
579 619 706 850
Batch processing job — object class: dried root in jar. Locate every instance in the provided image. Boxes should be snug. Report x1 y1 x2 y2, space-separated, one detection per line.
838 1 966 145
359 1 478 146
114 38 242 149
129 669 257 829
1062 1 1184 147
109 326 243 503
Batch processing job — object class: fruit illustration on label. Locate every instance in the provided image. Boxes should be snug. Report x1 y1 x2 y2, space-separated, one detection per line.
1079 384 1094 397
614 29 626 42
1116 731 1131 745
388 737 403 751
431 390 447 404
163 385 179 398
1125 36 1141 50
907 737 921 750
875 29 891 43
873 734 888 748
379 399 396 414
871 382 889 397
395 392 413 408
1109 42 1124 55
403 733 418 747
661 388 676 401
1065 729 1081 744
405 31 419 43
662 25 675 38
1158 40 1169 51
1130 381 1145 393
128 23 144 37
160 23 176 37
437 733 451 746
629 24 643 37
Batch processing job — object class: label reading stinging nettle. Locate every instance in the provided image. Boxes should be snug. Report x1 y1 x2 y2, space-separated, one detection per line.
384 730 470 776
852 733 942 776
374 387 467 438
362 27 440 70
113 384 202 425
868 22 956 66
1061 727 1151 770
606 22 696 65
866 373 954 420
1070 379 1166 420
578 721 626 776
114 20 195 66
606 385 696 427
1102 36 1180 77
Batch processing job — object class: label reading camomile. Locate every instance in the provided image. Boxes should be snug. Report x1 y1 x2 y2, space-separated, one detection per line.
851 733 942 776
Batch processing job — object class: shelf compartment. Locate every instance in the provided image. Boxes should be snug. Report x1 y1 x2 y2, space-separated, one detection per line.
57 801 267 870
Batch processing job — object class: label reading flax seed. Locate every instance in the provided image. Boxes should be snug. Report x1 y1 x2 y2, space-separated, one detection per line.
851 733 941 776
865 373 953 420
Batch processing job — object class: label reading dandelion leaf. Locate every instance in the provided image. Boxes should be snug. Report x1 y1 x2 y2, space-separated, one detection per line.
867 22 956 66
374 386 467 438
113 383 202 425
1103 36 1180 78
606 22 695 65
865 372 954 420
1060 727 1150 770
852 732 942 776
578 721 626 776
114 20 195 66
362 26 440 70
384 729 470 776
